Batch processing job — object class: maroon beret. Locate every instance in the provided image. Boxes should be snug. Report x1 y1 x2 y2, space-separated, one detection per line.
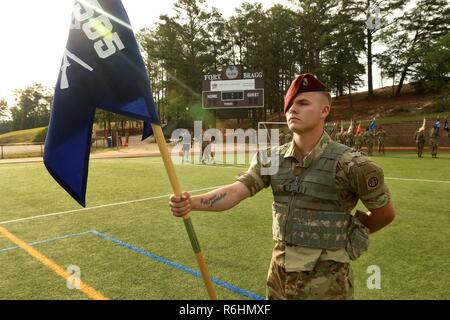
284 73 329 113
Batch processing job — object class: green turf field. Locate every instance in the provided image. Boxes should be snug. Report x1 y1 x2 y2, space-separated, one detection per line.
0 151 449 300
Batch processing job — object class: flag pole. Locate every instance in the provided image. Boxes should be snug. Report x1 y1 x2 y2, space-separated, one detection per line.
151 124 218 300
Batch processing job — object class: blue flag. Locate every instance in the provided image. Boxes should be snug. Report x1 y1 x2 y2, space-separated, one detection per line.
369 118 376 132
434 119 441 136
44 0 160 207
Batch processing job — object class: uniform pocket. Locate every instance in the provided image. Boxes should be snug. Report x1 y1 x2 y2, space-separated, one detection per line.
346 215 369 260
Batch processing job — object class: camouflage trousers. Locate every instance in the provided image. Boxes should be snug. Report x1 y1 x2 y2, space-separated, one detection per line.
431 142 439 157
367 143 374 156
266 259 354 300
378 142 385 154
416 142 424 157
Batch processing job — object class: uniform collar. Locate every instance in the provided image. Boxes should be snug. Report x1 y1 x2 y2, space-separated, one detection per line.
284 131 331 168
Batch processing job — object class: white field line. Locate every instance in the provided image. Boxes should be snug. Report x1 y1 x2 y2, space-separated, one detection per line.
0 185 226 226
385 177 450 184
2 162 448 226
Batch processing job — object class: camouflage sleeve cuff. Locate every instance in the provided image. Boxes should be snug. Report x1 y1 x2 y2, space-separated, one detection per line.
361 186 391 210
351 155 392 210
236 171 265 197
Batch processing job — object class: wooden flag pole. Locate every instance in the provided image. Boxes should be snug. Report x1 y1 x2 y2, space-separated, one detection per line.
151 124 218 300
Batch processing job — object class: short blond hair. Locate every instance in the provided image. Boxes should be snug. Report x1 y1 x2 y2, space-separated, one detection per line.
319 91 332 106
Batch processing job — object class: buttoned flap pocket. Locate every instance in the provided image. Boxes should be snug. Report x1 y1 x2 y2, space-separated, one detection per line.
346 215 369 261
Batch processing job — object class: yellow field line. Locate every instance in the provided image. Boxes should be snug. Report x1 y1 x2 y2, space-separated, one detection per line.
0 225 108 300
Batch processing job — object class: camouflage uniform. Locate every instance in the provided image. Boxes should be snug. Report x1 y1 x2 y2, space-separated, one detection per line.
376 129 387 155
279 132 286 146
285 132 293 144
414 130 426 158
344 132 354 147
354 133 364 152
340 132 347 146
334 132 343 144
430 128 440 158
364 131 375 156
237 132 391 300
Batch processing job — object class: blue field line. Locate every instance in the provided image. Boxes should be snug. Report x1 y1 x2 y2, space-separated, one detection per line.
0 230 93 253
0 229 264 300
90 230 265 300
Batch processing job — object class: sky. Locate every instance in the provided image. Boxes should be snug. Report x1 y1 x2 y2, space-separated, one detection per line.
0 0 292 106
0 0 385 109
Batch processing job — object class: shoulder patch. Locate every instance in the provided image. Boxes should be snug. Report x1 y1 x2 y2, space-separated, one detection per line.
367 175 380 190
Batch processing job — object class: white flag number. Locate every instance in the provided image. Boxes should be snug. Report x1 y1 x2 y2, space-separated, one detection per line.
73 0 125 59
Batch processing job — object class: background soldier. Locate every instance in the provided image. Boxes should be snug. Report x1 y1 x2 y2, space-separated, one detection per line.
335 131 342 144
279 131 286 146
430 118 440 158
364 128 375 156
169 73 396 300
414 118 427 158
344 126 354 147
335 121 345 144
376 126 387 155
414 129 426 158
354 131 364 152
285 131 293 144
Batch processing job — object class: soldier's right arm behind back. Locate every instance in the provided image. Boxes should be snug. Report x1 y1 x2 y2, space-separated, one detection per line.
338 151 395 233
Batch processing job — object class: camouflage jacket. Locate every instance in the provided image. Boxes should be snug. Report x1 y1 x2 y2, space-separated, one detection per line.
237 131 391 271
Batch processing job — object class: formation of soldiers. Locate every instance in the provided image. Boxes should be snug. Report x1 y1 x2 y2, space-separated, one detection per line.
413 117 448 158
331 121 386 156
278 130 293 145
327 116 448 159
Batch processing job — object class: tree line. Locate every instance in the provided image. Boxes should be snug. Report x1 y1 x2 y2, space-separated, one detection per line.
137 0 449 124
1 0 448 135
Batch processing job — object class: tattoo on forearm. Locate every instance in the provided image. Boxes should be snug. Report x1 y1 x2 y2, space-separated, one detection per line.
200 193 227 208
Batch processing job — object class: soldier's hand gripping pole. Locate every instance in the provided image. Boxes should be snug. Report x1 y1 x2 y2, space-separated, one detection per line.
151 124 218 300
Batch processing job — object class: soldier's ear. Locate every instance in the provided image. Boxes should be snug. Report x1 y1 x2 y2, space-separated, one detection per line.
320 105 330 119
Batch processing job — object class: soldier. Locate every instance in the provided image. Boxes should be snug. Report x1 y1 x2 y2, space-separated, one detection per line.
335 131 342 144
344 130 354 147
414 118 427 158
169 73 395 300
376 126 387 155
354 131 364 152
335 121 345 144
364 128 375 156
344 121 354 147
285 131 293 144
430 118 440 158
414 129 426 158
279 131 286 146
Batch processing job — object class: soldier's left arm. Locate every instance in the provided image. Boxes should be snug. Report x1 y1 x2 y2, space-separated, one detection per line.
359 201 395 234
347 153 396 234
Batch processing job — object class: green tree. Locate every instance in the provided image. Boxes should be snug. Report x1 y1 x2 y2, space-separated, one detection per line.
341 0 407 99
378 0 450 96
265 5 301 119
321 0 365 99
137 0 224 124
411 31 450 93
290 0 339 74
0 98 8 119
10 84 52 130
375 31 409 96
228 2 270 123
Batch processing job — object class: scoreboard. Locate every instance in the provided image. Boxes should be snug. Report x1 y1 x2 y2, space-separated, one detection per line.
202 65 264 109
